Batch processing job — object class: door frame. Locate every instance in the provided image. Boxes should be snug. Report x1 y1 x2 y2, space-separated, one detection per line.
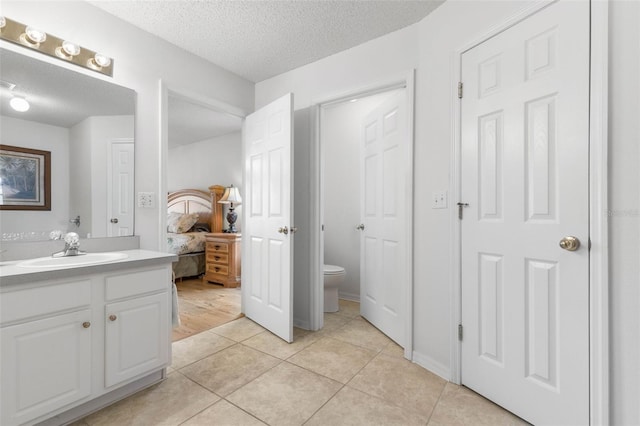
449 1 609 424
309 70 416 359
158 82 248 252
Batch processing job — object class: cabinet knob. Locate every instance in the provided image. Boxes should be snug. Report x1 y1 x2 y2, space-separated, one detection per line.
215 267 220 272
109 314 117 321
215 245 220 250
82 321 91 328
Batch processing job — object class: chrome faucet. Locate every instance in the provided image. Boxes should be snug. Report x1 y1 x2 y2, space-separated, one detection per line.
52 232 86 257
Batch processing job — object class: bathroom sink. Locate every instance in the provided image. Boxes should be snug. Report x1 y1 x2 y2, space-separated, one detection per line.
16 252 128 268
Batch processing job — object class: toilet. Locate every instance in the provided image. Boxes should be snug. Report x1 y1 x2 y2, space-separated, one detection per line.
323 264 346 312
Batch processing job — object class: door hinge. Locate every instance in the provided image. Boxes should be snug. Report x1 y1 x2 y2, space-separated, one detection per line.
458 82 464 99
457 202 469 219
458 324 463 341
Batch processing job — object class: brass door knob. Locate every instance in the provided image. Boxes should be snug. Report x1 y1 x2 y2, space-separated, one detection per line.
559 236 580 251
356 224 365 231
278 227 289 235
82 322 91 328
109 314 117 321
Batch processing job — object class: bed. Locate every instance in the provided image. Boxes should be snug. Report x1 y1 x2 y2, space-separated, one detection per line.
167 185 225 280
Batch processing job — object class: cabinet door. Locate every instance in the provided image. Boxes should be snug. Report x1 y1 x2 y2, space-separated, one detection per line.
104 293 169 387
1 310 92 426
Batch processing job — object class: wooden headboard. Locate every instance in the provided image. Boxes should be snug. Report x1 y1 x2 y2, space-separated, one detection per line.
167 185 226 233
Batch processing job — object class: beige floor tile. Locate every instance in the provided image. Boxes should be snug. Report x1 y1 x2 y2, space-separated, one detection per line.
241 327 320 359
335 299 361 318
306 386 428 426
427 383 529 426
171 330 236 369
348 353 446 418
209 317 266 342
227 362 342 426
82 373 218 426
381 341 405 358
288 337 376 383
181 400 266 426
180 344 280 396
328 317 393 351
322 312 351 331
68 420 89 426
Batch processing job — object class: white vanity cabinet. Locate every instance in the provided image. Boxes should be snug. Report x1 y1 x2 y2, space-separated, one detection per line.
0 260 173 426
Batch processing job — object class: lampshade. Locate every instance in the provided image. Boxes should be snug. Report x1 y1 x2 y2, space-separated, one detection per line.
218 185 242 205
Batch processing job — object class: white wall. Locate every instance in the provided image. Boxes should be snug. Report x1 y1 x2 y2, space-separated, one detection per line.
321 91 399 300
2 0 254 250
0 116 70 237
256 1 639 423
167 132 242 192
69 115 134 238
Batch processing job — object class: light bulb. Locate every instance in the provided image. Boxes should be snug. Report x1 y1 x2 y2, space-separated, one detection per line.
10 97 30 112
25 26 47 44
93 53 111 68
62 41 80 56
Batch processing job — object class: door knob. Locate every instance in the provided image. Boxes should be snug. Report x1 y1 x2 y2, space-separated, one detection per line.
110 218 119 224
559 236 580 251
82 322 91 328
278 226 289 235
109 314 117 321
356 224 365 231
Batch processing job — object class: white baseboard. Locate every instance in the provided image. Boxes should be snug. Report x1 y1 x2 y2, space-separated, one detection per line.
294 317 310 330
412 351 450 381
338 292 360 302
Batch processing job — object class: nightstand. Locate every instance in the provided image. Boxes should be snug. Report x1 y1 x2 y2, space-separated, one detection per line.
204 233 241 288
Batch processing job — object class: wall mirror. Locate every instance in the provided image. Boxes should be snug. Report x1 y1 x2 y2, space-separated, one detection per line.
0 47 136 241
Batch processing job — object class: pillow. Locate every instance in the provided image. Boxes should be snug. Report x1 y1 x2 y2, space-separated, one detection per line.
192 223 211 233
167 212 199 233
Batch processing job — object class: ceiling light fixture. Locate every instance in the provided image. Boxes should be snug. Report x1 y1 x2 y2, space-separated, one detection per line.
9 97 30 112
0 17 114 77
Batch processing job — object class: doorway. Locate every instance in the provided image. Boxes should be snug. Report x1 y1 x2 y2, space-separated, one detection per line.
313 75 415 357
160 85 247 341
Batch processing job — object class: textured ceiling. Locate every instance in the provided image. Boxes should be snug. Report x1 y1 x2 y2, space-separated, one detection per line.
0 49 135 128
90 0 444 83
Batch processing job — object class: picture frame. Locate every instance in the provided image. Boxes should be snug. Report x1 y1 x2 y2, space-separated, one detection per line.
0 145 51 210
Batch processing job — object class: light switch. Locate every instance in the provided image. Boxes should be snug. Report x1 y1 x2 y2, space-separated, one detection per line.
432 190 448 209
137 192 154 208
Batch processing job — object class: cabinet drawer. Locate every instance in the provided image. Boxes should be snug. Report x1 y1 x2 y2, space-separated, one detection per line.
207 242 229 253
1 280 91 325
207 264 229 275
207 252 229 264
105 268 170 301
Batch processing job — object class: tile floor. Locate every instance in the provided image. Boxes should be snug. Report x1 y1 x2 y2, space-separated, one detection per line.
75 300 527 426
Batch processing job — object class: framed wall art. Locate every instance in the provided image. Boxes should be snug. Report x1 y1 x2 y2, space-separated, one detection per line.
0 145 51 210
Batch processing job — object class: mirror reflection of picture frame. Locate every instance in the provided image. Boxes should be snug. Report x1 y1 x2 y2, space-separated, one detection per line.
0 144 51 210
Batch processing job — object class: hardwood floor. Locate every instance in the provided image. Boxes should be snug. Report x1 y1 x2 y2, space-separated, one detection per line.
172 277 243 342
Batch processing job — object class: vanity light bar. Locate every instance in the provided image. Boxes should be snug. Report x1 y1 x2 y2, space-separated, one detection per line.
0 16 113 77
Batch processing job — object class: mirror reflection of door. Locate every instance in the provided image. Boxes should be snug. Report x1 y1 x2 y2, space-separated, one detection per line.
108 140 134 237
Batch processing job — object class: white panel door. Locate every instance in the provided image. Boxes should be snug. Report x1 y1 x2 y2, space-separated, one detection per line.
243 93 294 343
360 91 407 345
460 2 589 424
108 141 134 236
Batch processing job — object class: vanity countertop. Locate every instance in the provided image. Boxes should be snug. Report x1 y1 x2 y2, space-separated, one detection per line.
0 250 178 287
